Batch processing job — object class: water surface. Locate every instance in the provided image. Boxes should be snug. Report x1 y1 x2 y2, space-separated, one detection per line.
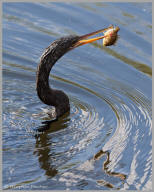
3 2 152 190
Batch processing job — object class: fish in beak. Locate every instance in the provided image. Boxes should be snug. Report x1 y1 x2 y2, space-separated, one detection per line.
75 25 120 48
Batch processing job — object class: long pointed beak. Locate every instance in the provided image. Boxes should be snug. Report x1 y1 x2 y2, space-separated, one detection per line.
75 25 113 47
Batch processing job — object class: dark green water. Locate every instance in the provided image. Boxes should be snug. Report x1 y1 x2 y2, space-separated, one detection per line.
3 2 152 190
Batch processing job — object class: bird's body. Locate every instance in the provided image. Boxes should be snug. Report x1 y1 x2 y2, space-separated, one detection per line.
36 35 80 118
36 26 119 120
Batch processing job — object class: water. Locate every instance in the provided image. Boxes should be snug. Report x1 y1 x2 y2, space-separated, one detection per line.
2 2 152 190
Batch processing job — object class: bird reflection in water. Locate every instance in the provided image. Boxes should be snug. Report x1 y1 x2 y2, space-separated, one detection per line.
94 149 127 189
34 123 58 178
34 114 70 178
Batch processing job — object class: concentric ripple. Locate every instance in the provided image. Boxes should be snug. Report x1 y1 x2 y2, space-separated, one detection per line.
3 69 152 190
3 2 152 190
42 77 151 190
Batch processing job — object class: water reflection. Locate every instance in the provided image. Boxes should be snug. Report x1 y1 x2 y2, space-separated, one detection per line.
34 132 58 178
33 115 68 177
94 150 127 180
34 112 71 178
3 2 152 190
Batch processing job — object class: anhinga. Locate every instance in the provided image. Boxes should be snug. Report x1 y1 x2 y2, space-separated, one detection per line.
36 26 119 120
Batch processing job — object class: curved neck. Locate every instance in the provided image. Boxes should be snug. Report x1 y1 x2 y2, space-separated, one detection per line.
36 42 67 107
36 36 80 118
36 59 53 106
